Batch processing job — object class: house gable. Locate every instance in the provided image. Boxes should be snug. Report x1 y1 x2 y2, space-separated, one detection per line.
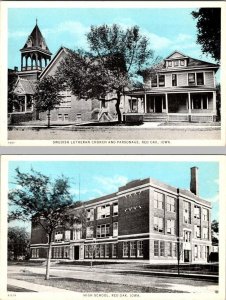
166 51 187 60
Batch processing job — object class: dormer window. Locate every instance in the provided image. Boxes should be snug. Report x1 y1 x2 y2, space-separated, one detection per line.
180 60 185 66
168 61 172 67
174 60 179 67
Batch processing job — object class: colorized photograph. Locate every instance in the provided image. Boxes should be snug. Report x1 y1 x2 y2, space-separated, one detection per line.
2 2 223 145
3 156 222 295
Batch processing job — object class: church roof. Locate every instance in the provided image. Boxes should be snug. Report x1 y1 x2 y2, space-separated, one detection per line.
21 23 52 55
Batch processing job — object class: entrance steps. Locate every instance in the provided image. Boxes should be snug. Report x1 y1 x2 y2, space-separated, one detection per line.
143 113 167 122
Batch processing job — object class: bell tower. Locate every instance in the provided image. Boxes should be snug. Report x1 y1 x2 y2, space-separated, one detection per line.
18 20 52 80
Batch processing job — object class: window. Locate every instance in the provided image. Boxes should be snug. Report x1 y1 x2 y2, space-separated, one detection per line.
123 242 129 257
160 241 165 256
188 73 196 85
113 222 118 237
73 227 81 240
95 245 100 258
112 243 117 257
105 244 109 258
180 60 185 66
32 248 39 258
129 99 138 112
97 204 110 219
192 94 208 110
53 247 62 258
159 75 165 87
197 73 204 85
166 242 172 256
130 241 136 257
203 208 209 221
63 246 69 258
172 74 177 86
88 245 94 258
154 217 164 233
86 226 94 239
167 196 175 212
55 231 63 242
203 227 209 239
64 230 71 241
194 205 201 219
58 114 62 121
195 225 201 238
154 191 164 209
137 241 143 257
183 201 191 224
64 114 69 121
184 231 191 242
154 241 159 256
174 60 179 67
100 244 105 258
151 75 157 87
168 61 172 67
85 245 89 258
166 219 175 235
113 202 118 216
87 208 94 221
58 90 71 107
97 224 110 238
172 243 177 257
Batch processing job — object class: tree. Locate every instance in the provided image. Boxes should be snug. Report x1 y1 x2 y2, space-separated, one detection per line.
33 76 62 127
192 8 221 62
8 168 86 280
8 70 18 113
211 219 219 244
8 226 30 260
57 24 155 123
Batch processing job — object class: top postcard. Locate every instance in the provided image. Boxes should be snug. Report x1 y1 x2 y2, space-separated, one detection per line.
0 1 225 146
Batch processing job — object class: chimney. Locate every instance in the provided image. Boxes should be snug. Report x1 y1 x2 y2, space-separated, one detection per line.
14 66 18 72
190 167 199 196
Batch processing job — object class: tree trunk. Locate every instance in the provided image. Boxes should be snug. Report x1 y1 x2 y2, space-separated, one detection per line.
115 92 122 123
47 110 51 128
45 235 52 280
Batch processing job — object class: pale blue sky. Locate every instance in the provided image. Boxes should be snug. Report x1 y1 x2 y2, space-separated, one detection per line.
8 160 219 226
8 7 220 76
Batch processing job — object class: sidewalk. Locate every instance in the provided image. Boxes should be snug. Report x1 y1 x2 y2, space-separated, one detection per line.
8 278 76 293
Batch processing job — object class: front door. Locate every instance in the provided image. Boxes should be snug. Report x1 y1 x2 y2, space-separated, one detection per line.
155 96 162 113
184 250 191 262
74 246 79 260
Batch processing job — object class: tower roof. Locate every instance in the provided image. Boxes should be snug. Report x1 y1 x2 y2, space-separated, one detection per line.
21 23 52 55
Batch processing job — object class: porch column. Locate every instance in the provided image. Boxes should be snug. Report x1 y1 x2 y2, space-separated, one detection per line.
212 91 217 115
165 93 168 113
188 92 191 114
24 95 27 113
144 93 147 113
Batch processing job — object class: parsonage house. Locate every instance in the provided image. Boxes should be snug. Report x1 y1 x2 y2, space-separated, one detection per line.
30 167 212 263
10 22 220 124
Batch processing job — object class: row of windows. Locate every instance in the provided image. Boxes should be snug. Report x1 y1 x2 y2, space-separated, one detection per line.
167 59 185 68
54 229 81 242
123 240 143 258
154 217 175 234
154 240 177 257
184 201 209 224
194 244 209 259
151 72 204 88
84 243 117 258
86 222 118 239
52 246 70 259
31 248 39 258
154 191 176 212
87 202 118 221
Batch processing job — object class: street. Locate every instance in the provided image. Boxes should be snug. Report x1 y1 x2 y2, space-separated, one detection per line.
8 264 218 293
8 126 221 141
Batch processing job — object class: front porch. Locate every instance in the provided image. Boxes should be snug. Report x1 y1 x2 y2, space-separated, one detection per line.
125 91 217 122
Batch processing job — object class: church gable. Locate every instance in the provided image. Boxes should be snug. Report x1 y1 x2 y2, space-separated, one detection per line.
39 47 69 79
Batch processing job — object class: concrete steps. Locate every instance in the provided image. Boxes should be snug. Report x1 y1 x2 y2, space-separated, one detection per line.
143 113 167 122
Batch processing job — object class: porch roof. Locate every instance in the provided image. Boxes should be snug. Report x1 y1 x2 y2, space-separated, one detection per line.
126 86 217 96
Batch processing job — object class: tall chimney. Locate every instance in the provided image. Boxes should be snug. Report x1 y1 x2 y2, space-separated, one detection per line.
190 167 199 196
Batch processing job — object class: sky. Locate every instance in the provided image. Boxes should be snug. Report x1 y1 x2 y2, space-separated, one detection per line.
8 160 219 232
8 7 219 81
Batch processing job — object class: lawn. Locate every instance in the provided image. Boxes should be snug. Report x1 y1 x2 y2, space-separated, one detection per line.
9 271 184 293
